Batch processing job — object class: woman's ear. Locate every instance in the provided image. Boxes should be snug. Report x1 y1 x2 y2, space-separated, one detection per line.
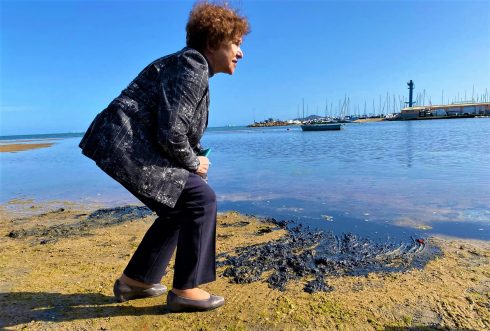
205 42 216 55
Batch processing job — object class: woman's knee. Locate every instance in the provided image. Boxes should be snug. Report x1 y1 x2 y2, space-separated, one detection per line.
200 184 216 207
184 174 216 208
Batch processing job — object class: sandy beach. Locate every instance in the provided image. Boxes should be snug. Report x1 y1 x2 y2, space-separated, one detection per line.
1 199 489 330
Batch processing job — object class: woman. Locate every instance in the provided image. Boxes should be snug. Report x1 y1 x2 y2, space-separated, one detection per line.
79 2 249 312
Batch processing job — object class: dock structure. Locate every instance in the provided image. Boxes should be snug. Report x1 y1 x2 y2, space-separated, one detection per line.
397 79 490 119
400 102 490 119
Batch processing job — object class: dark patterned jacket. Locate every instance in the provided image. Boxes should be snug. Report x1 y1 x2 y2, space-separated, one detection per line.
79 47 211 208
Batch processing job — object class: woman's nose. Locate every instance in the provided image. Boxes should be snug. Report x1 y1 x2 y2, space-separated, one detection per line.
237 47 243 59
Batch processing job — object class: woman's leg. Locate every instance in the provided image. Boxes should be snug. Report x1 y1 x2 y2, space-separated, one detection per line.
122 173 217 288
172 174 217 289
122 215 180 284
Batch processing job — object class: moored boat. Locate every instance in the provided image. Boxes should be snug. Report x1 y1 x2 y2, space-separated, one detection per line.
301 123 342 131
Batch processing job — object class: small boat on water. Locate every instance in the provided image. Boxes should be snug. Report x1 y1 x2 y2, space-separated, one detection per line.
301 123 342 131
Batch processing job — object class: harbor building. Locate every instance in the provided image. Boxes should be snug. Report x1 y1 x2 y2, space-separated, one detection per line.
395 80 490 120
400 102 490 119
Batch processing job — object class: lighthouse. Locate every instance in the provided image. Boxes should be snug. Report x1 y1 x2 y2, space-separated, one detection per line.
407 80 415 107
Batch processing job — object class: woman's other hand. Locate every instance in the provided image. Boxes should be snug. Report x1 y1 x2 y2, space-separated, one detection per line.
196 156 210 176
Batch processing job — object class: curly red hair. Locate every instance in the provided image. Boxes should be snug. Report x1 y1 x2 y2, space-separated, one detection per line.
186 1 250 51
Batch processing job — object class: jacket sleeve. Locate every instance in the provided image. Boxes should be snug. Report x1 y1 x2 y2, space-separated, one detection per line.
157 51 209 172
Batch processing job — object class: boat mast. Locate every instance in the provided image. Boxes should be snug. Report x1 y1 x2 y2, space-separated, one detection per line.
324 98 328 118
302 98 305 121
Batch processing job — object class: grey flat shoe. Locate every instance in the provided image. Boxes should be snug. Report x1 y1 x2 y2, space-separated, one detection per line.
166 290 225 312
113 279 167 302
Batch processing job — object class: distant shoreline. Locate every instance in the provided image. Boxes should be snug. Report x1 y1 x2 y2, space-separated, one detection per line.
0 132 83 141
352 118 385 123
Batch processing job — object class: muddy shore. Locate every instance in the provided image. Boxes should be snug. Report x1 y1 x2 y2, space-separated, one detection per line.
0 200 489 330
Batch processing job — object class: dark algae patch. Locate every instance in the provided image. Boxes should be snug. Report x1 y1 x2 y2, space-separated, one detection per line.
7 205 153 243
218 222 441 293
86 205 153 222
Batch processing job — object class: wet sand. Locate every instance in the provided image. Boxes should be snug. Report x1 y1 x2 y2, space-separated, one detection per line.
0 200 489 330
0 143 55 153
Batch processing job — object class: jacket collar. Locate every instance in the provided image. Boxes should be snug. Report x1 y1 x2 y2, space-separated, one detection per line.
188 47 214 78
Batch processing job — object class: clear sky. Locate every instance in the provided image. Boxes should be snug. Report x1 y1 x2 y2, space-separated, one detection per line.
1 0 489 135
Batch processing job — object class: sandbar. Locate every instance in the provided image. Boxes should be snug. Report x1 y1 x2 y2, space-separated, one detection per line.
0 143 54 153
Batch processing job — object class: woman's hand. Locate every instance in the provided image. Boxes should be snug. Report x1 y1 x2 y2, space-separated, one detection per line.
196 156 210 176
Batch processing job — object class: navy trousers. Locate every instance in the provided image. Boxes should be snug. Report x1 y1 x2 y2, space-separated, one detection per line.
123 173 217 289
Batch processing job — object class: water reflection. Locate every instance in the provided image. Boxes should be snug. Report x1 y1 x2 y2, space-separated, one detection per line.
405 121 414 168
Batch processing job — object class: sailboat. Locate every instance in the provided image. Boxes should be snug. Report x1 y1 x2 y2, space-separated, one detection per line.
300 97 342 131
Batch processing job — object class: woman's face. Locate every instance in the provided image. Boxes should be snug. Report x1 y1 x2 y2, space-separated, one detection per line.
208 38 243 75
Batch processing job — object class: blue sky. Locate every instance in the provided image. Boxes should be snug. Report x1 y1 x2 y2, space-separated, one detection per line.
1 0 489 135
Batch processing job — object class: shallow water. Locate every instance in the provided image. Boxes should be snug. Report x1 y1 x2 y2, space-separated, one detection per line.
1 118 489 240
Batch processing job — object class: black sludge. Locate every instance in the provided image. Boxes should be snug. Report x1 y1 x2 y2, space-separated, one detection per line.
86 205 153 224
218 224 439 294
7 205 154 243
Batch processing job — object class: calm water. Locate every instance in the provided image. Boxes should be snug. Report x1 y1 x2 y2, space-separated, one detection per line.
1 118 489 240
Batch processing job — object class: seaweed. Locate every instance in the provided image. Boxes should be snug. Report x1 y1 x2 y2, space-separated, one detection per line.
218 223 438 293
7 205 153 243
